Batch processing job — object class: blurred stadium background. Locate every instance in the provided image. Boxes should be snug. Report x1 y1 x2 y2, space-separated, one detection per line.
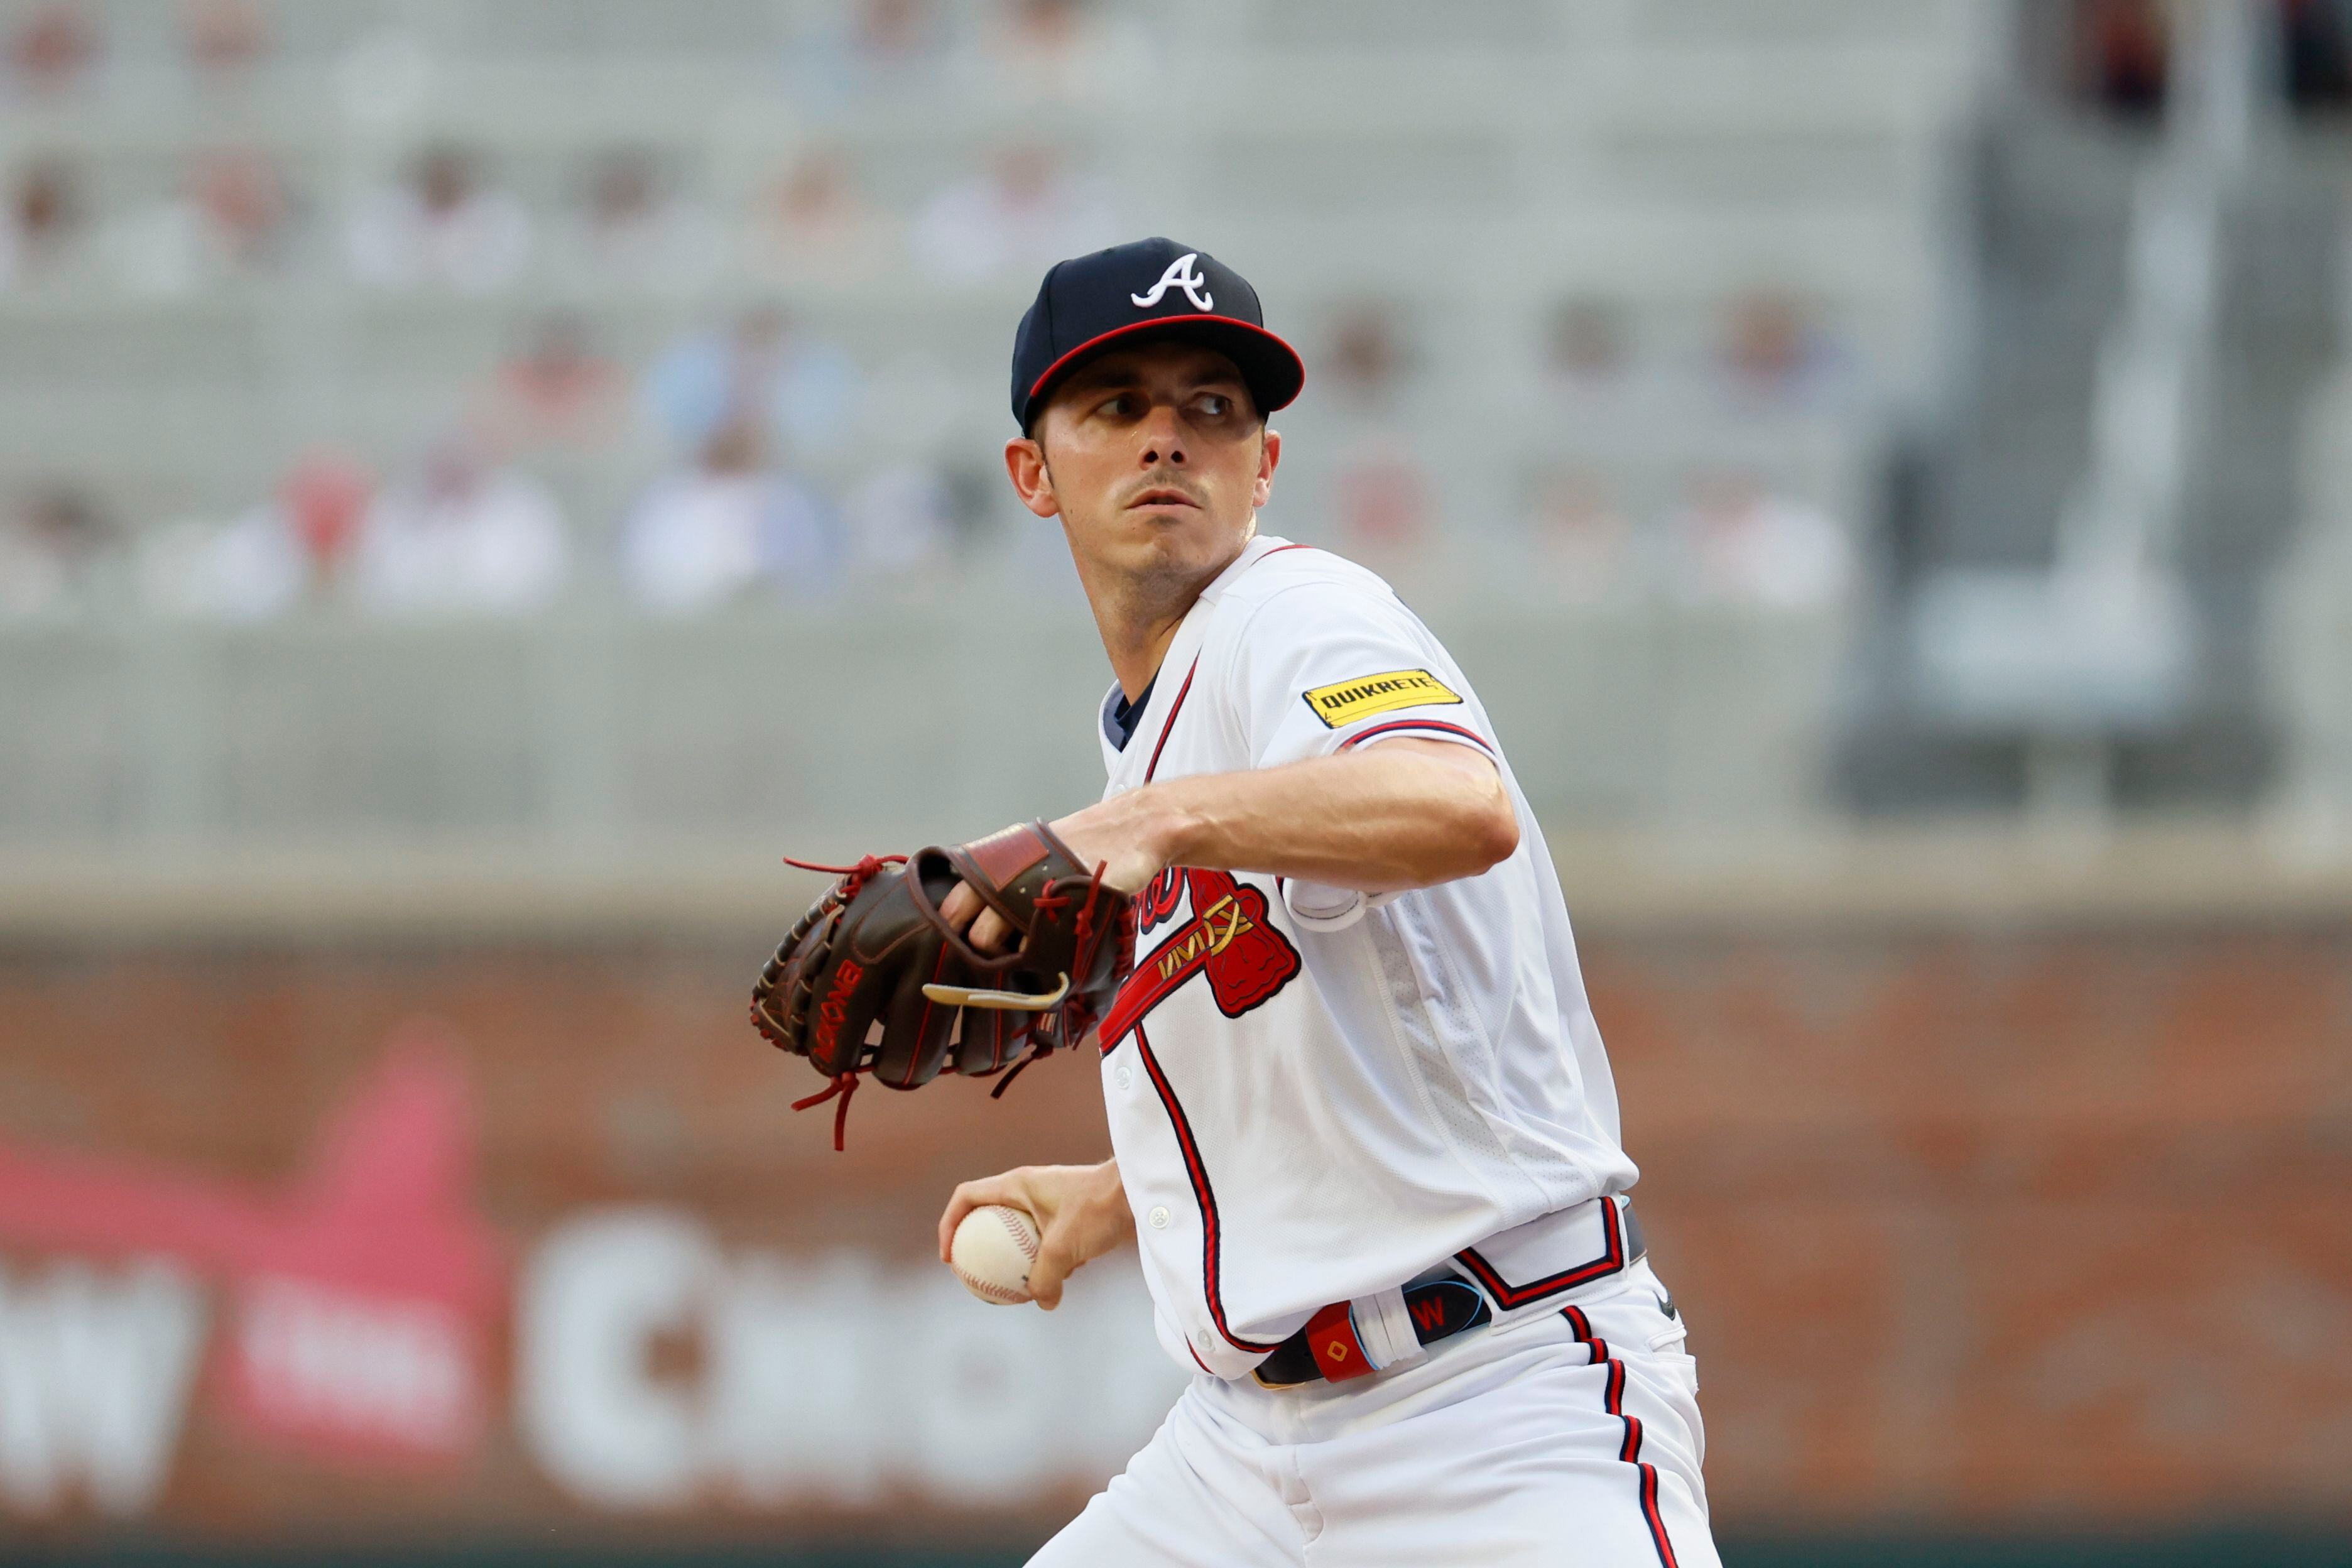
0 0 2348 1562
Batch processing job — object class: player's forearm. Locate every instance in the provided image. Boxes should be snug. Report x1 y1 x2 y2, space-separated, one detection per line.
1074 743 1518 895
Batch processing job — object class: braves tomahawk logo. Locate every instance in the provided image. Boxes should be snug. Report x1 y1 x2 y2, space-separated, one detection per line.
1131 253 1214 312
1099 869 1299 1048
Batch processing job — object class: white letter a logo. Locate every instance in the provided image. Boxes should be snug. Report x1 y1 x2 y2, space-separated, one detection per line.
1131 254 1214 312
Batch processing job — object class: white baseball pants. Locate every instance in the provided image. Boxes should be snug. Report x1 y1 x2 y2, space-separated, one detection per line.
1030 1259 1720 1568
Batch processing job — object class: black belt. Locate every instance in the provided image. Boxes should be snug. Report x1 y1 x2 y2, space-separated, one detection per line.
1252 1204 1648 1390
1252 1276 1491 1389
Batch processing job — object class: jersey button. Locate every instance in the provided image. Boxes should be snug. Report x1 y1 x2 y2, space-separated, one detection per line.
1148 1206 1171 1230
1114 1065 1133 1091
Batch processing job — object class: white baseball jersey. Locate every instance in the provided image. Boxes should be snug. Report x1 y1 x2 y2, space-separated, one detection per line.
1094 534 1640 1381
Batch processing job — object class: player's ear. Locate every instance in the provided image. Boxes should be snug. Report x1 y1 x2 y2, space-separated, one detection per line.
1251 425 1281 511
1004 434 1060 520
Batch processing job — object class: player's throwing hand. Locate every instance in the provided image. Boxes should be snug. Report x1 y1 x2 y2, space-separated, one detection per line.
939 1162 1133 1310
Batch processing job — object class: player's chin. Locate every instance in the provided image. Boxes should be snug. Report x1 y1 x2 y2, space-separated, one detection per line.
1122 502 1209 538
1119 506 1235 563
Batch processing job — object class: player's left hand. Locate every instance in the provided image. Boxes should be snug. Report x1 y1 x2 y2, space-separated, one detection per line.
942 796 1166 954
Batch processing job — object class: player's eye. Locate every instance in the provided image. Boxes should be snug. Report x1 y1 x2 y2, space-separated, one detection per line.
1194 393 1232 418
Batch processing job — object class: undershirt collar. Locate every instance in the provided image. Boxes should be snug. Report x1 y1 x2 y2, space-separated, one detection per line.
1104 675 1158 752
1100 535 1298 754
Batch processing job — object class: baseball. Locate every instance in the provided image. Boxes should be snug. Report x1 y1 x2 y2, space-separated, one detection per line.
950 1204 1041 1305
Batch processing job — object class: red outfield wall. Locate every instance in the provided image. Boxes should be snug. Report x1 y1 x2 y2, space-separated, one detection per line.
0 925 2346 1547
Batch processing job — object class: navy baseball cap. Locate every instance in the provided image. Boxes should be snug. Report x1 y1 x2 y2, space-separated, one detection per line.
1011 237 1305 432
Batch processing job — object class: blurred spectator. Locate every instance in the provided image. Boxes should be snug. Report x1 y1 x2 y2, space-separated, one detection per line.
985 0 1136 104
621 419 832 612
2072 0 2169 121
1716 289 1853 411
1321 303 1435 575
556 148 719 296
352 437 567 616
180 0 268 84
910 145 1115 287
0 159 82 290
109 148 293 296
346 146 531 293
1542 298 1633 398
473 313 626 457
745 150 895 288
2281 0 2352 114
851 0 950 72
641 305 858 460
8 4 99 96
999 0 1089 57
841 464 957 582
1333 444 1434 575
857 0 942 61
1664 471 1853 611
191 148 290 266
143 450 374 621
1527 467 1639 605
0 486 115 619
278 449 374 574
142 514 302 619
1326 303 1411 413
787 0 945 112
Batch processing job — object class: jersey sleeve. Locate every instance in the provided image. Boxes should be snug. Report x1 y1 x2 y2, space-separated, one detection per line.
1225 578 1502 931
1227 579 1496 772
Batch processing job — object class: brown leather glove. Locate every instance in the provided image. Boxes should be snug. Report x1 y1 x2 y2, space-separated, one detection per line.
750 821 1135 1148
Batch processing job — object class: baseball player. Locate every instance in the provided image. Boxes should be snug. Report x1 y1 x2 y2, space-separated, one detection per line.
753 236 1718 1566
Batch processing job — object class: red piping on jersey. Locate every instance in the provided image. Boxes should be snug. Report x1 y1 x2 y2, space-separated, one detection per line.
1454 1197 1627 1310
1133 1023 1283 1355
1338 719 1497 758
1143 656 1199 783
1562 1304 1681 1568
1133 546 1322 785
1118 540 1329 1361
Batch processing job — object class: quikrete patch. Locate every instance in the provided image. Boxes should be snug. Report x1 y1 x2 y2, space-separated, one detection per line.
1301 668 1463 729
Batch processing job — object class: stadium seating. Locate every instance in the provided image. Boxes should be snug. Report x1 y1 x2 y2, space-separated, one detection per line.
0 0 2048 849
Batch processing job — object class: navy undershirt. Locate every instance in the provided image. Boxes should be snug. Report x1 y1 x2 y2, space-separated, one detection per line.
1106 677 1157 752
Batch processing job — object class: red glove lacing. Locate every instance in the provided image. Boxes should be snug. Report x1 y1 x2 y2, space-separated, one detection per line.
777 852 908 1151
792 1073 861 1152
781 852 906 891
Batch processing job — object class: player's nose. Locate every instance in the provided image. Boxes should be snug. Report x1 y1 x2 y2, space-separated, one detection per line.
1137 403 1187 466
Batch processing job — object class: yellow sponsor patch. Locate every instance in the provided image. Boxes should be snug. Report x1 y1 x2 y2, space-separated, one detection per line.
1300 668 1462 729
